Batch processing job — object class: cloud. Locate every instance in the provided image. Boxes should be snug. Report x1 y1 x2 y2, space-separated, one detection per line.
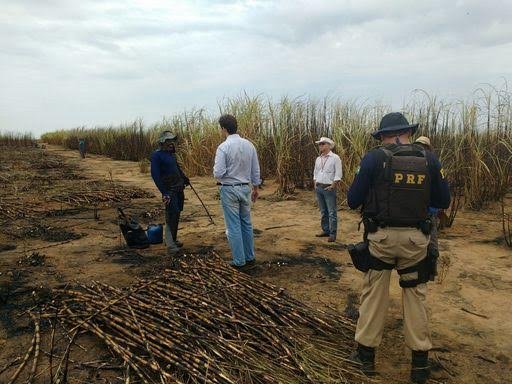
0 0 511 135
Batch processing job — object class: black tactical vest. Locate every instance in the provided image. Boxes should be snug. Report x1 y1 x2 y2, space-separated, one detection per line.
363 143 430 227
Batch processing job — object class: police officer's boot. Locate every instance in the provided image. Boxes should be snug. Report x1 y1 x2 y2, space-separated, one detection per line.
411 350 430 384
348 343 376 376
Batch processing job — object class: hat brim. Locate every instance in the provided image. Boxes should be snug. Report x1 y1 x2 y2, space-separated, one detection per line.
158 135 177 143
371 123 418 139
315 140 334 145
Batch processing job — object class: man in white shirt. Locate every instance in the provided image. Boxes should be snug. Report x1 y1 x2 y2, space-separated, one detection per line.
313 137 343 242
213 114 261 268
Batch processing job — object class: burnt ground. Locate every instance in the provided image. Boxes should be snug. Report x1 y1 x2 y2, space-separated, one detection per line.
0 144 511 383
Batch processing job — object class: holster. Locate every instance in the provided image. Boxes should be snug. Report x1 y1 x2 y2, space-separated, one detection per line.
347 241 394 273
348 242 372 272
363 217 378 234
427 244 439 281
397 243 438 287
419 219 432 235
398 256 430 288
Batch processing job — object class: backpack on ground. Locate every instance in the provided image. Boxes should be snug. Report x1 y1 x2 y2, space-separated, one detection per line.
118 208 150 249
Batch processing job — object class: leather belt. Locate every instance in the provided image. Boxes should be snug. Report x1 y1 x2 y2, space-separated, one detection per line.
217 183 249 186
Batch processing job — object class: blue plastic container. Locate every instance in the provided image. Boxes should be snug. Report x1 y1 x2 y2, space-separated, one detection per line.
146 224 163 244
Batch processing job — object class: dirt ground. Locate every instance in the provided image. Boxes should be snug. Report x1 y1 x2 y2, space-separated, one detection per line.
1 144 511 383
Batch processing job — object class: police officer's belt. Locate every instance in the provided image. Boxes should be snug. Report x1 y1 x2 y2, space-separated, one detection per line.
363 217 432 235
378 221 419 228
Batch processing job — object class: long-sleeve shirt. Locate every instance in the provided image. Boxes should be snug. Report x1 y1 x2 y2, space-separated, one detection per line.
313 151 343 184
347 148 450 210
150 149 180 196
213 134 261 186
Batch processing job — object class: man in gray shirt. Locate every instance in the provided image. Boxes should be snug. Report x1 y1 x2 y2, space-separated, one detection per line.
213 114 261 268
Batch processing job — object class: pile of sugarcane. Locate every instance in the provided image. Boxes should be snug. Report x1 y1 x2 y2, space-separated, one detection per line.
0 199 37 221
5 253 371 384
31 157 65 170
50 184 154 206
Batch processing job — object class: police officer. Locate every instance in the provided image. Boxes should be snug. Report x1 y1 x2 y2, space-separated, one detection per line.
347 113 450 384
150 131 190 256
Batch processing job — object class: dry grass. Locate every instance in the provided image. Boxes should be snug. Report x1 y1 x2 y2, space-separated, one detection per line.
138 158 150 174
502 196 512 248
41 85 512 214
0 132 36 147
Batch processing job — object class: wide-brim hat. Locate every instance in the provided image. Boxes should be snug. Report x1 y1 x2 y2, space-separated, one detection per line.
414 136 431 148
158 131 177 143
371 112 418 139
315 137 335 149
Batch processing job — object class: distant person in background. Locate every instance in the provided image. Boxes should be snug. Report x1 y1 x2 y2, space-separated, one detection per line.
150 131 190 256
78 138 86 158
214 114 261 269
313 137 342 242
414 136 441 274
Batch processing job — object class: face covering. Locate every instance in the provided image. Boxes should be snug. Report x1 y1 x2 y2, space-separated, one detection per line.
162 141 176 153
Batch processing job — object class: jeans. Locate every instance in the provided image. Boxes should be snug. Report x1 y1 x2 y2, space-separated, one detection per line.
316 186 337 237
220 185 255 266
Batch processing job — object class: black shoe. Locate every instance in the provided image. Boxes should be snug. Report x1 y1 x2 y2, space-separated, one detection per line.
175 241 183 248
411 351 430 384
348 344 376 376
316 232 330 237
246 259 256 265
230 263 246 271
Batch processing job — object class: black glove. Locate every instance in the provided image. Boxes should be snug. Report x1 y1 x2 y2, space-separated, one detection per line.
183 176 190 186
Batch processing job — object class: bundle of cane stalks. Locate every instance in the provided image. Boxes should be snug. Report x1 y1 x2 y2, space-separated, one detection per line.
0 200 36 221
5 253 372 384
50 184 153 206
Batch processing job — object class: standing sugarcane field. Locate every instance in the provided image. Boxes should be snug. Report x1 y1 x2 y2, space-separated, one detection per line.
1 2 512 384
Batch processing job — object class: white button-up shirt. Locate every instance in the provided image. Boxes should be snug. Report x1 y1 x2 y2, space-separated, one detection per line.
213 134 261 186
313 151 342 184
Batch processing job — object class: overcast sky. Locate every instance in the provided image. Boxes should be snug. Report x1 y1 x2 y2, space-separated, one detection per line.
1 0 511 136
